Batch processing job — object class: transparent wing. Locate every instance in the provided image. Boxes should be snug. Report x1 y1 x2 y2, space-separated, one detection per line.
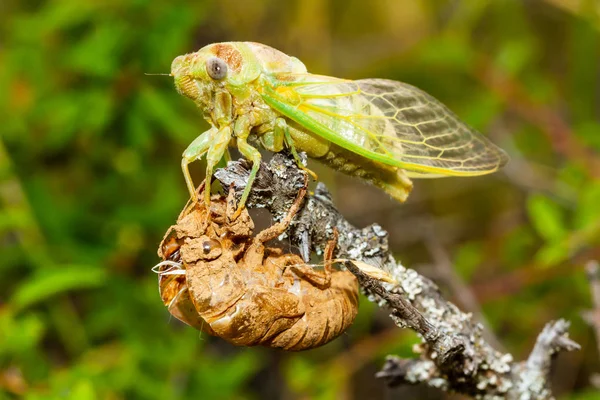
264 75 508 177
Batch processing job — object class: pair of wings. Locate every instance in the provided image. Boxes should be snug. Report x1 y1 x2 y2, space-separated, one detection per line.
261 74 508 177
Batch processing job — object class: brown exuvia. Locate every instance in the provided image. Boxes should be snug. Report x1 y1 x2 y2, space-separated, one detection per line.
154 186 359 350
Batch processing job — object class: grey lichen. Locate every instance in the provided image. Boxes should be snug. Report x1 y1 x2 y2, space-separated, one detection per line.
214 153 580 399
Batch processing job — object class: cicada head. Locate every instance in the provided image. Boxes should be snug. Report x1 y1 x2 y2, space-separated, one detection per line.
171 42 307 112
156 227 219 335
171 43 261 108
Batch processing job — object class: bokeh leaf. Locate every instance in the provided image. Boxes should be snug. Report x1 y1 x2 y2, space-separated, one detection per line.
12 265 106 311
526 193 566 242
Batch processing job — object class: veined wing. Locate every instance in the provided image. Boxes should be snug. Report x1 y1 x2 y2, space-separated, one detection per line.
261 75 508 177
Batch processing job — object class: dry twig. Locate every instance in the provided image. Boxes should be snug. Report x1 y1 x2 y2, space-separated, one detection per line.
214 153 580 399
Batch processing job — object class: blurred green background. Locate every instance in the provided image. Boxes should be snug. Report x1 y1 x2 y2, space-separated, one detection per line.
1 0 600 399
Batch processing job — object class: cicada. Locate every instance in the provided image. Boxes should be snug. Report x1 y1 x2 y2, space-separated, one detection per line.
154 186 359 350
171 42 508 216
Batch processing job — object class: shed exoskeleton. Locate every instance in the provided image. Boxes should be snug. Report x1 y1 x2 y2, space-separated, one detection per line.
154 185 358 350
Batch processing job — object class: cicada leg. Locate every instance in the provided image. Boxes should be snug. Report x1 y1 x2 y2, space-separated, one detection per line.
287 229 336 289
239 176 307 270
233 137 262 220
253 174 308 244
182 128 217 199
182 126 231 206
204 126 232 209
275 118 318 181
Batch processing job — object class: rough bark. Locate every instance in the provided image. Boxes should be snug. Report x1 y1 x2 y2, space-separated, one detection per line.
214 153 580 399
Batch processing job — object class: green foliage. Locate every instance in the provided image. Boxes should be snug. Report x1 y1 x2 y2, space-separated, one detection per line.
1 0 600 398
563 389 600 400
11 265 106 311
453 241 484 281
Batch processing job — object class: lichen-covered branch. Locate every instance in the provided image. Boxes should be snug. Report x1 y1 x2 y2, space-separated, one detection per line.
214 153 580 399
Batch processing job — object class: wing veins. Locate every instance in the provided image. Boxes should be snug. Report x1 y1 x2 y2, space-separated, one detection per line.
265 75 508 176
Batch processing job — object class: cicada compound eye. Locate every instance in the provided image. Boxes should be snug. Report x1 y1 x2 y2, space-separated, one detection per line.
201 238 222 260
206 57 228 80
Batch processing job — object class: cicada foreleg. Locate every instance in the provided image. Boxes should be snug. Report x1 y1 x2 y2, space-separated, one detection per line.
181 128 217 199
182 126 232 224
275 118 318 181
204 126 232 209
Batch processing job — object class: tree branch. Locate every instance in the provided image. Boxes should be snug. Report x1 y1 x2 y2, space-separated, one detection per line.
214 153 580 399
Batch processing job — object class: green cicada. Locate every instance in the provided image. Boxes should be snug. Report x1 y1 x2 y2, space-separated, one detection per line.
171 42 508 217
